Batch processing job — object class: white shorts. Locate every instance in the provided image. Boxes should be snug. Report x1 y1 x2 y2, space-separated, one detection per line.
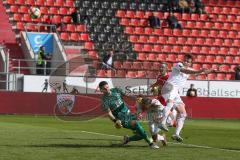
148 121 160 135
162 86 184 108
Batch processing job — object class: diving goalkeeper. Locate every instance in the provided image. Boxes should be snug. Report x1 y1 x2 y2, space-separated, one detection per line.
98 81 159 149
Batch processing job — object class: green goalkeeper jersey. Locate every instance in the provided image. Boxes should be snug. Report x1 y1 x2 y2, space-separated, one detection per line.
101 88 129 118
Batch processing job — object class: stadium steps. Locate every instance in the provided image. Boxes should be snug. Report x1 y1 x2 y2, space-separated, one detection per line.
0 0 29 74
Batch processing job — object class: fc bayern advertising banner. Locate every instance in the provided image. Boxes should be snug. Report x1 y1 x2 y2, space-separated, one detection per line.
26 32 53 54
23 76 240 98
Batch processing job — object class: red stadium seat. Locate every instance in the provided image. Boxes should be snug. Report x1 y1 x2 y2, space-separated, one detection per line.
153 45 162 53
207 73 216 80
222 23 232 30
191 29 200 37
137 71 146 77
13 14 22 21
122 61 132 69
186 37 195 45
229 48 238 56
60 32 69 41
127 71 136 78
195 55 206 63
135 11 144 19
129 35 138 43
26 0 35 5
216 73 225 80
204 38 214 46
182 29 191 37
227 31 237 38
130 19 139 26
142 62 152 70
137 53 147 61
148 53 157 61
219 65 230 72
119 18 129 26
192 46 201 54
134 27 144 34
142 44 152 52
200 46 210 54
65 0 74 7
16 22 24 30
167 54 177 62
113 61 122 69
158 36 167 44
158 54 167 61
199 30 209 37
225 56 233 64
162 45 172 53
219 47 229 55
80 33 90 41
153 28 163 36
176 37 186 45
167 37 177 45
55 0 64 6
70 33 79 41
223 39 232 47
138 35 148 43
132 62 143 70
116 10 125 17
46 0 54 6
192 64 201 70
202 64 211 69
76 24 86 32
215 56 224 63
149 36 158 44
173 29 181 36
97 70 106 77
182 46 191 53
213 38 223 46
84 42 94 50
195 38 205 45
152 62 161 70
144 27 153 35
124 26 134 34
36 0 44 6
172 46 181 53
19 6 28 14
59 8 68 15
205 55 215 63
16 0 25 5
116 70 126 78
66 24 75 32
134 44 143 52
233 39 240 47
126 10 135 18
163 28 172 36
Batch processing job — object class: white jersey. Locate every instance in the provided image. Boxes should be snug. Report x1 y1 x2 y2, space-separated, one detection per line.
167 62 189 89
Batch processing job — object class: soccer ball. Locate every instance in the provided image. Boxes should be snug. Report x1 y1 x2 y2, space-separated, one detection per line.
29 7 41 19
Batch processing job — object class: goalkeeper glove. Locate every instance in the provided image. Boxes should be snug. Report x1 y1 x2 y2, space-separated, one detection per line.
114 119 122 129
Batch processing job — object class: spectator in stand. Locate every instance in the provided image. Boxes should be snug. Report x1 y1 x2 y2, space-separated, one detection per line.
36 46 47 75
178 0 191 13
102 50 114 70
166 12 182 29
186 84 198 97
234 65 240 80
148 13 161 28
195 0 206 14
165 0 179 12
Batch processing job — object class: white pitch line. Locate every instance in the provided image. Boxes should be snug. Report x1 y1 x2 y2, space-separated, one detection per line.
81 130 240 153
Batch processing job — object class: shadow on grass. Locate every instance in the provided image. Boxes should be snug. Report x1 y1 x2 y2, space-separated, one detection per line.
45 137 120 141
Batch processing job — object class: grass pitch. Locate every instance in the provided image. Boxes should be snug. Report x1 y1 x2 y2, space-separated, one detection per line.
0 115 239 160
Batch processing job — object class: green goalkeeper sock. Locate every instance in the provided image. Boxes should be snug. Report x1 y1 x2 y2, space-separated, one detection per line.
128 134 143 142
134 122 152 145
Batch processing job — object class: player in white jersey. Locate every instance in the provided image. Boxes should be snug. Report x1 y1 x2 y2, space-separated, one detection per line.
136 96 167 146
160 54 214 142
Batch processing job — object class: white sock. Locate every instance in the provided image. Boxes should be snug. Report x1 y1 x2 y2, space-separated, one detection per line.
175 113 186 135
162 102 174 125
157 134 164 141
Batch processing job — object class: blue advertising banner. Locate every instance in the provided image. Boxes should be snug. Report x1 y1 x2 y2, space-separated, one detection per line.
26 32 53 54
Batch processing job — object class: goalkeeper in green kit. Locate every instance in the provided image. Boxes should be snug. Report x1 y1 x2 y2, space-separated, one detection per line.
98 81 159 149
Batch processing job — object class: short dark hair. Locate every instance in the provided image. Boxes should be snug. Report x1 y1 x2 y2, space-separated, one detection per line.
98 81 108 89
185 54 193 60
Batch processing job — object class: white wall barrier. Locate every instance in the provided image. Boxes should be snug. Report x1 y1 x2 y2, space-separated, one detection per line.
23 75 240 98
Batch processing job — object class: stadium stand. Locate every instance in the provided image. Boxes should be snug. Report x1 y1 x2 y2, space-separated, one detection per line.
1 0 239 79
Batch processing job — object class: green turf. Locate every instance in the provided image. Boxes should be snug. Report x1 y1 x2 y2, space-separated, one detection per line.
0 115 239 160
